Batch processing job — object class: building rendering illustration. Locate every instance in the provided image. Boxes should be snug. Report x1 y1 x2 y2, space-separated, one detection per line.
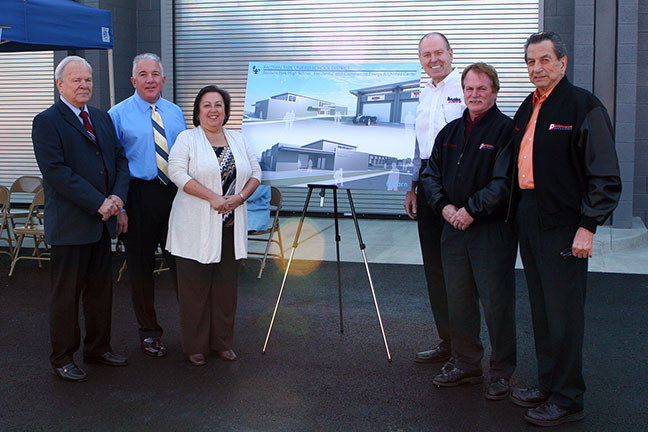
261 139 403 172
253 93 348 120
350 79 420 124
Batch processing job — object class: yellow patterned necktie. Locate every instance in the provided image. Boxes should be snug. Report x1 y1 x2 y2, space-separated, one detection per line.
151 104 170 184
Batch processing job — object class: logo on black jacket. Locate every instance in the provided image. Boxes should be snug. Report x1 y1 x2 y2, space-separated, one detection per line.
549 123 573 131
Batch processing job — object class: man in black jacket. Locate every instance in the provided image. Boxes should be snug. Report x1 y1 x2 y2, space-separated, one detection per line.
507 32 621 427
420 63 516 401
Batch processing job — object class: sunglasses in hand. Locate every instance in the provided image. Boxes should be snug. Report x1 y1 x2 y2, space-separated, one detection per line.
559 247 573 258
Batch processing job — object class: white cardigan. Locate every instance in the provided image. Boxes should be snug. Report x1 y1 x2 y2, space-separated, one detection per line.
165 126 262 264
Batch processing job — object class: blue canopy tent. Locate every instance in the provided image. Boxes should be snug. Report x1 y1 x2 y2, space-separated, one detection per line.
0 0 116 104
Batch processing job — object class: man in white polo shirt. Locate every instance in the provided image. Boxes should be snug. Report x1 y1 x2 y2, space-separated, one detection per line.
404 32 465 367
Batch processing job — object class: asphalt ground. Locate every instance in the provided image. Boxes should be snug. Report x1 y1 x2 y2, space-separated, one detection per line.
1 254 646 431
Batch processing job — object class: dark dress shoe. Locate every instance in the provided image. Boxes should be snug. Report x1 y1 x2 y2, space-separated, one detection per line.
188 354 207 366
433 366 483 387
216 350 237 361
52 363 87 383
440 357 456 374
415 345 451 363
83 352 128 366
485 377 510 401
524 402 585 427
511 386 549 407
142 337 167 357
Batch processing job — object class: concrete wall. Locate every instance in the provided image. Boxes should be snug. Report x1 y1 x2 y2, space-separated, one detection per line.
546 0 646 227
636 1 648 223
573 0 594 91
615 0 639 228
542 0 575 81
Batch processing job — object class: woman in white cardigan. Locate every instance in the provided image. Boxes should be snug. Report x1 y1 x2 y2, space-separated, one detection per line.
166 86 261 366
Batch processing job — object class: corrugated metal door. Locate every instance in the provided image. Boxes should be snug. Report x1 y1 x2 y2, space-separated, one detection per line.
0 52 54 188
173 0 540 215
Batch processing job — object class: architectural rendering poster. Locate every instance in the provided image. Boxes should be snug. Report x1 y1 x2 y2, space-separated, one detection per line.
241 62 422 191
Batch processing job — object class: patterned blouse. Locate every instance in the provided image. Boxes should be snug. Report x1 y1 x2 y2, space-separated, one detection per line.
214 145 236 226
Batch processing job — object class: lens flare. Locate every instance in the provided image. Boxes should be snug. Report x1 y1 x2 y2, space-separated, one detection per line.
269 219 325 276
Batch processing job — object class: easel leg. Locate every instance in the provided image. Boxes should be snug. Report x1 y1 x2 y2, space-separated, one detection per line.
262 186 314 354
346 189 392 362
333 188 344 333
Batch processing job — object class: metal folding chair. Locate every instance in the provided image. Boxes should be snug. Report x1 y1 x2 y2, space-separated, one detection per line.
9 189 50 276
0 185 13 258
248 186 285 279
7 176 43 234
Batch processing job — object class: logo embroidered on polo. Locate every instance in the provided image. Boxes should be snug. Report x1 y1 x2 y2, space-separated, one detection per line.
479 143 495 150
549 123 573 131
447 97 462 104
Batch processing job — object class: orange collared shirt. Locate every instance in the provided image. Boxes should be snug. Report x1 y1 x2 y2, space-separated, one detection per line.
517 85 557 189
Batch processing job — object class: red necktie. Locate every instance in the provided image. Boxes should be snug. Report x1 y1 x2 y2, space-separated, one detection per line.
79 111 96 142
79 111 108 192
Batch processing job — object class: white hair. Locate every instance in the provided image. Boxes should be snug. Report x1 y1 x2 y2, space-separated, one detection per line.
54 56 92 81
132 53 164 77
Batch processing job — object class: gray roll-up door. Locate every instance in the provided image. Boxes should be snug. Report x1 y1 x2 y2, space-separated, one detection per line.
0 52 54 189
172 0 540 215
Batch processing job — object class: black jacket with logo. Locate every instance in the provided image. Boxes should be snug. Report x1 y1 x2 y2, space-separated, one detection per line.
505 76 621 232
420 104 514 223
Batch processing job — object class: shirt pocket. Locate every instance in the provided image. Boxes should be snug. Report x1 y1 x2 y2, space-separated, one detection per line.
441 102 464 124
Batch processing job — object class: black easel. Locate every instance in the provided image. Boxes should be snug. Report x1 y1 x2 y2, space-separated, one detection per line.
262 184 392 361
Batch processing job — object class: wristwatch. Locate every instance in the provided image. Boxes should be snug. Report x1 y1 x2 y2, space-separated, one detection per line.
238 192 246 202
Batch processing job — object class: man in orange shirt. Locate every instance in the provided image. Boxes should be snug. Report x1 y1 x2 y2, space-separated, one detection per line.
506 32 621 427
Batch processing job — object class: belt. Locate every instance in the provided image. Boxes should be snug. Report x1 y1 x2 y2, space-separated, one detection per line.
131 178 171 186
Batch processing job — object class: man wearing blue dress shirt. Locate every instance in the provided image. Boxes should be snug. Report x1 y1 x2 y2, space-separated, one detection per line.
109 53 186 357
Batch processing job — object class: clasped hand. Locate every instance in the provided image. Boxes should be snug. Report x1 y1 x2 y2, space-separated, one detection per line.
97 194 123 221
209 193 243 214
442 204 474 231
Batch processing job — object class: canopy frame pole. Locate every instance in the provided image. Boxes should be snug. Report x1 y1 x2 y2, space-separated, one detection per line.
108 48 115 107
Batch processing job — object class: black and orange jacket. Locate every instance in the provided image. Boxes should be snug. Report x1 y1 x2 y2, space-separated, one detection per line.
505 76 621 233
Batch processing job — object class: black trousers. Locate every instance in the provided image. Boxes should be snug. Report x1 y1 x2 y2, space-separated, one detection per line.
516 191 587 411
124 179 177 340
49 226 112 367
417 162 451 349
175 226 240 355
440 220 517 378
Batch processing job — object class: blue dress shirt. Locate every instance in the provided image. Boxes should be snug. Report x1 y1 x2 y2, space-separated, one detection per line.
108 91 187 180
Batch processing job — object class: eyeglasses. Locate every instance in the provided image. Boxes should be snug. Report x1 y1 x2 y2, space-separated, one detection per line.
559 247 573 258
